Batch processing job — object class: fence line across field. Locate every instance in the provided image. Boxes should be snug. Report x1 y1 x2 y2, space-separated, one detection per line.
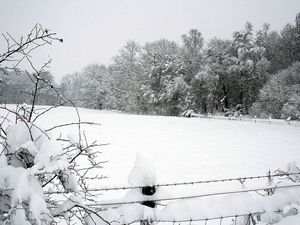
87 183 300 207
44 171 300 194
190 113 300 127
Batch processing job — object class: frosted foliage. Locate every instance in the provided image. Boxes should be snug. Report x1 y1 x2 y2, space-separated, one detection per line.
0 120 75 224
21 141 38 157
6 122 48 154
34 140 62 165
128 152 157 186
58 170 79 192
0 166 50 224
165 76 188 99
52 194 83 216
30 140 68 175
11 205 31 225
6 122 32 153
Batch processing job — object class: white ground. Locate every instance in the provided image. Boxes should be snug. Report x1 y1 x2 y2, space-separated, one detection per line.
4 106 300 224
37 107 300 186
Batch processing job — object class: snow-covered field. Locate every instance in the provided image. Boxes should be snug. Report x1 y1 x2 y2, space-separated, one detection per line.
36 107 300 186
3 106 300 224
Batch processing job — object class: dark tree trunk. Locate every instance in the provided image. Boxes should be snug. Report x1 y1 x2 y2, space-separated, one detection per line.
222 84 229 109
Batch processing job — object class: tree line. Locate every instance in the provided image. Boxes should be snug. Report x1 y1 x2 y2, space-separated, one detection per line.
1 13 300 119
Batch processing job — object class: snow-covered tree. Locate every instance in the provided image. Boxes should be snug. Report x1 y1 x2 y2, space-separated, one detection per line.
60 72 84 105
251 62 300 119
203 38 232 111
140 39 188 115
255 24 285 75
255 13 300 76
110 40 144 112
279 15 300 67
80 63 110 109
228 22 269 113
60 64 112 109
181 29 204 83
191 65 219 113
56 12 300 117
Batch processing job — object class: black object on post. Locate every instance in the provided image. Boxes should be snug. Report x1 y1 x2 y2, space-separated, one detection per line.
141 186 156 208
141 201 156 208
142 186 156 196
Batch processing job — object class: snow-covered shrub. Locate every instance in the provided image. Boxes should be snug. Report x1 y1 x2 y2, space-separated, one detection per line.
0 24 106 225
0 105 105 225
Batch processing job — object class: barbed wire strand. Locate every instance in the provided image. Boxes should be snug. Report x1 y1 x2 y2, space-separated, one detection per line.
157 211 263 223
92 183 300 206
43 172 300 194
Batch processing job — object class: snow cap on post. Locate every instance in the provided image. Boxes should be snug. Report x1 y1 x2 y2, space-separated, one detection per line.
128 152 157 186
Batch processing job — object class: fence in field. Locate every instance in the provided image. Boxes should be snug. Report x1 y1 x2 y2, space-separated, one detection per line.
43 160 300 225
45 171 300 194
184 112 300 127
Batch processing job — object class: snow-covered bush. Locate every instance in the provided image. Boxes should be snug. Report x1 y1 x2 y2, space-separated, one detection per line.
0 24 106 225
0 122 67 224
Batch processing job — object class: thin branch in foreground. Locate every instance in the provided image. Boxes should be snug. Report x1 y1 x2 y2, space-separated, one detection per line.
45 121 101 132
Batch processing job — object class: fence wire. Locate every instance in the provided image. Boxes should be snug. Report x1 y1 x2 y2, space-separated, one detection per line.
86 183 300 207
43 171 300 194
3 171 299 224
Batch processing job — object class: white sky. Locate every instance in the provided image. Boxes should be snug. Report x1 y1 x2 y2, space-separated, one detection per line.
0 0 299 82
